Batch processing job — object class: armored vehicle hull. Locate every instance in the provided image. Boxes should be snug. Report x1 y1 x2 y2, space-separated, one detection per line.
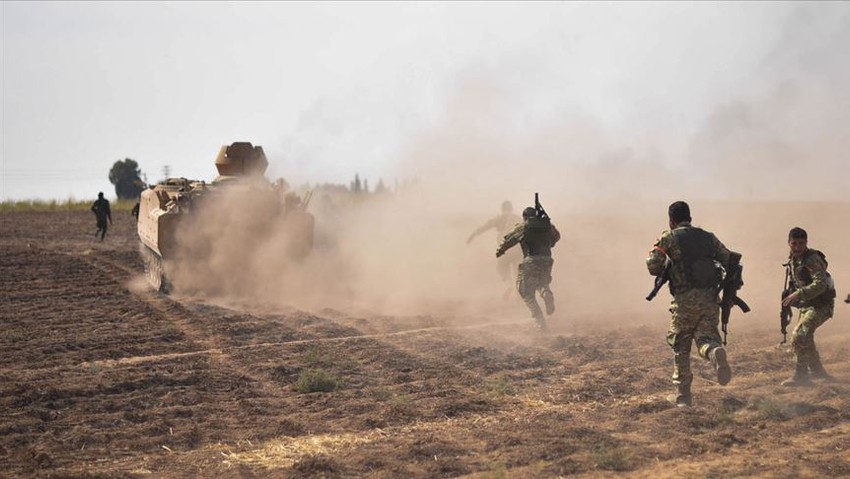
136 142 313 292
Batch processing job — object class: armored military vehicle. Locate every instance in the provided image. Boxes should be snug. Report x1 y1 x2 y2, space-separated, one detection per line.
137 142 313 292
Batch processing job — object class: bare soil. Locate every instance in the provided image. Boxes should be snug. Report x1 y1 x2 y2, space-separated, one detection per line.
2 210 849 478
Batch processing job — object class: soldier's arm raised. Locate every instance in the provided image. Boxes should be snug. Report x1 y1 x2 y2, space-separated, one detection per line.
468 216 498 244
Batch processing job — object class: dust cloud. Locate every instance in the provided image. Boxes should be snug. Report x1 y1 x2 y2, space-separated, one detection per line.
165 3 848 336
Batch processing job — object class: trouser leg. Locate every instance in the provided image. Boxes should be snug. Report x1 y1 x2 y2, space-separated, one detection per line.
517 264 544 322
792 305 831 366
667 328 694 390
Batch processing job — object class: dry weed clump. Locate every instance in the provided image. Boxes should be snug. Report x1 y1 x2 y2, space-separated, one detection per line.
486 375 517 396
591 442 635 471
295 369 340 393
754 397 787 421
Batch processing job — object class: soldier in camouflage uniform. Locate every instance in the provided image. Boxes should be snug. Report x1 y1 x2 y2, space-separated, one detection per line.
780 227 837 386
646 201 735 407
496 206 560 329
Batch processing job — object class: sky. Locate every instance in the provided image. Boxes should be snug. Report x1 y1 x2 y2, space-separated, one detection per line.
1 1 849 201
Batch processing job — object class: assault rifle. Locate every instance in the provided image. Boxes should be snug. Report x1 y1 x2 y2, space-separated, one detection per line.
534 192 549 219
720 252 751 345
646 260 671 301
780 261 794 344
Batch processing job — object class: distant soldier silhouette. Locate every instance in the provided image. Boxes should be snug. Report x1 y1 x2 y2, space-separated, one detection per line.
496 205 560 330
91 192 113 241
467 200 522 298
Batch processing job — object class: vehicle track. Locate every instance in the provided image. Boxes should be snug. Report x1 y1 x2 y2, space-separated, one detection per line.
76 247 534 367
80 319 529 369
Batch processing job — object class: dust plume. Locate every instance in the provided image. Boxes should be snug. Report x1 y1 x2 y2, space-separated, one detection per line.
166 3 848 335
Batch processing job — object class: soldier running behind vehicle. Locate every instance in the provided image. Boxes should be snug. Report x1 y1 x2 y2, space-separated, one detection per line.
779 227 837 386
468 200 522 299
496 194 560 330
91 192 113 241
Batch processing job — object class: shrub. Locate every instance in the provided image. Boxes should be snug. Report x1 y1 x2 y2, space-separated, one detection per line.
295 368 339 393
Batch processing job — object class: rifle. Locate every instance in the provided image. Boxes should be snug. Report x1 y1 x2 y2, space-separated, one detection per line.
720 252 751 345
780 261 794 344
646 260 671 301
534 193 549 219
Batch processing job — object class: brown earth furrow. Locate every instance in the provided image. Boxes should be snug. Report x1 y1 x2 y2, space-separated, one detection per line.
4 209 850 478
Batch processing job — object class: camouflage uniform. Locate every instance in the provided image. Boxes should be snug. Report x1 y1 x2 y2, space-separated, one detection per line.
787 249 836 378
647 221 734 404
497 217 560 327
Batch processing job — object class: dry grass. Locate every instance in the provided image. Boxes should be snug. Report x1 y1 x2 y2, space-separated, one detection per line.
224 414 504 470
223 430 385 469
0 198 136 212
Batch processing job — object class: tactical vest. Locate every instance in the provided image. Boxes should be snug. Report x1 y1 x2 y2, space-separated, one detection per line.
794 249 836 306
671 226 719 292
520 217 554 257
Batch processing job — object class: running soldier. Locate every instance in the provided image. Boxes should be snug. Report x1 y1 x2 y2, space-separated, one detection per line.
496 205 560 330
91 192 113 241
646 201 736 407
780 227 837 386
468 200 522 297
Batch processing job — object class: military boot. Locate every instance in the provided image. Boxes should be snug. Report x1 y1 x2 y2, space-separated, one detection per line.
541 289 555 315
809 360 837 382
666 384 692 408
710 347 732 386
533 316 547 332
781 364 813 387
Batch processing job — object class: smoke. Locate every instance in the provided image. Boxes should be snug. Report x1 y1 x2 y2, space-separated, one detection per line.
162 4 849 335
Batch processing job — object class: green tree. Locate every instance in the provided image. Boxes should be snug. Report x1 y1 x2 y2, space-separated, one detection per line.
108 158 144 199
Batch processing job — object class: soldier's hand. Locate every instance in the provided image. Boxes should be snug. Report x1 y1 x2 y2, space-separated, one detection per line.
782 290 800 307
495 248 504 258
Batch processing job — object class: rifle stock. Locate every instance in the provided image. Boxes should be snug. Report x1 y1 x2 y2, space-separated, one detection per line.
780 290 793 344
720 253 750 345
780 262 793 344
646 262 670 301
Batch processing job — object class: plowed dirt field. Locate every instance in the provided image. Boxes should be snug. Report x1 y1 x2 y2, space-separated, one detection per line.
2 210 849 478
